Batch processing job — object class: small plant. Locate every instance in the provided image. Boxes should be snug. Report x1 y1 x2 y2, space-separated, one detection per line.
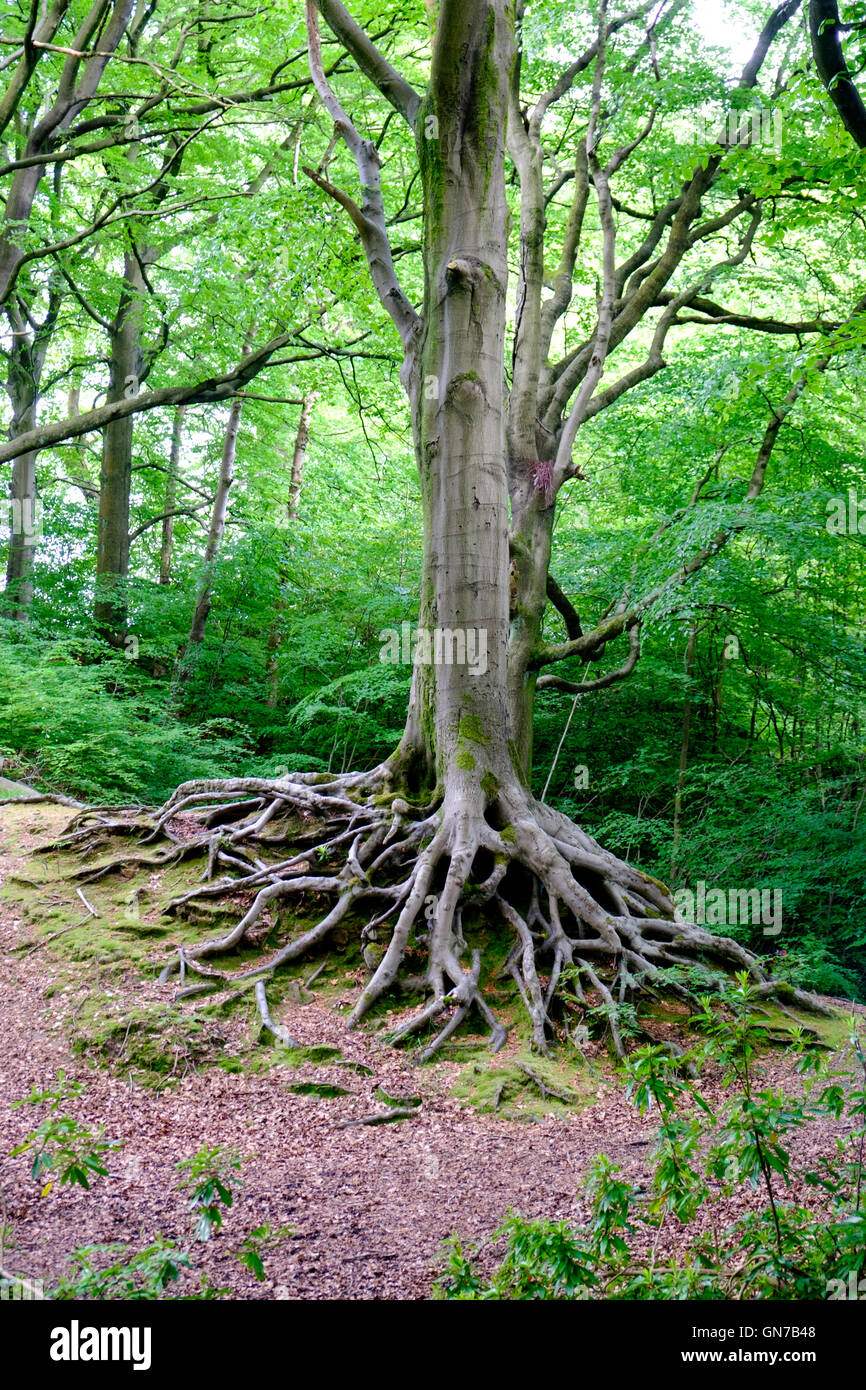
175 1144 245 1240
50 1240 225 1300
10 1073 120 1195
233 1223 293 1281
435 980 866 1300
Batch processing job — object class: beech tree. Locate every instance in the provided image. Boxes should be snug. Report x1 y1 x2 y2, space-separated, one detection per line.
53 0 861 1054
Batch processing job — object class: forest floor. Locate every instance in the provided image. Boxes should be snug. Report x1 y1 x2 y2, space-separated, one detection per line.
0 800 862 1301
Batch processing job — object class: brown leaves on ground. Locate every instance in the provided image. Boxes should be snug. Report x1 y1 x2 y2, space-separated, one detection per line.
0 804 858 1299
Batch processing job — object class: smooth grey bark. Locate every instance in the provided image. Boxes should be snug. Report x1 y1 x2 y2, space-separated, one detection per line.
186 395 244 650
266 392 313 706
4 350 40 619
160 406 186 585
95 250 150 642
3 291 60 618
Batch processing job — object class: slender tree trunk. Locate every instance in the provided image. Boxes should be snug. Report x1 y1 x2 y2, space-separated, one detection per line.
4 378 38 620
65 378 98 498
672 619 697 871
95 251 148 644
3 298 57 619
160 406 186 585
266 393 313 706
186 396 243 649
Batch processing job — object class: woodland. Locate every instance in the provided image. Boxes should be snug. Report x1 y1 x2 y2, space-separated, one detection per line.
0 0 865 1308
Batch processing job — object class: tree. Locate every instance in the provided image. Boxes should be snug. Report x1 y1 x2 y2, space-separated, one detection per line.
51 0 852 1055
809 0 866 147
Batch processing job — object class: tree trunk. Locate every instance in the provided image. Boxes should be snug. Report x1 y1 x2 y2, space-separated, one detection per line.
95 250 148 644
3 372 39 621
391 0 513 798
186 396 243 649
266 393 313 706
160 406 186 585
3 297 58 620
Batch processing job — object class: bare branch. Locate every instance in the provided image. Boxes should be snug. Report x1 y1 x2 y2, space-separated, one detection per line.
0 334 322 465
315 0 420 128
304 0 420 357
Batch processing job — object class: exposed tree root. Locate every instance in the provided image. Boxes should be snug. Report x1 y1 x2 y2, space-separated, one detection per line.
47 767 836 1060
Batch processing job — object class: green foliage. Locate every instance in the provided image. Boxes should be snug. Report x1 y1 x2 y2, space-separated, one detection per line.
48 1240 217 1301
435 978 866 1300
233 1223 293 1282
175 1144 245 1242
10 1073 120 1195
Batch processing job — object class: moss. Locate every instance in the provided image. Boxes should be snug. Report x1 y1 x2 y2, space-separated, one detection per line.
456 750 476 771
375 1086 422 1108
450 1053 594 1119
507 738 529 789
458 713 489 745
480 770 499 798
70 1000 223 1088
286 1082 352 1098
499 824 516 844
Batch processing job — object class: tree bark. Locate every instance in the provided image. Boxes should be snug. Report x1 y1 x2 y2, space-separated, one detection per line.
95 250 148 643
3 293 59 619
4 351 39 620
186 396 243 649
160 406 186 585
266 393 313 706
389 0 514 798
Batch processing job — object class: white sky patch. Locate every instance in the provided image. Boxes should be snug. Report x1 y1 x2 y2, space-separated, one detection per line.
692 0 762 71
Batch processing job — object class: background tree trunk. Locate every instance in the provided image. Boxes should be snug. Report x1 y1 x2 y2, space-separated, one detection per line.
159 406 186 586
266 393 313 706
3 294 59 619
94 250 149 644
186 395 243 650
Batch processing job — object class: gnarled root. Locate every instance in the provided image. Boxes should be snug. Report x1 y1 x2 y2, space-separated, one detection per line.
53 766 835 1059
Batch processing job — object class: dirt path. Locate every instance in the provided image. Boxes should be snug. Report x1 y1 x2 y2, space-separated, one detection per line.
0 803 859 1300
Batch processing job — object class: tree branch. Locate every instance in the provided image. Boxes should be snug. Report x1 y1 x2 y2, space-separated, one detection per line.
303 0 421 357
315 0 420 128
0 334 322 464
537 621 641 692
810 0 866 147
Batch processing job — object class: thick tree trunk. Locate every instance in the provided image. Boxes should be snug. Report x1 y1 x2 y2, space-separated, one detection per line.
392 0 514 797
